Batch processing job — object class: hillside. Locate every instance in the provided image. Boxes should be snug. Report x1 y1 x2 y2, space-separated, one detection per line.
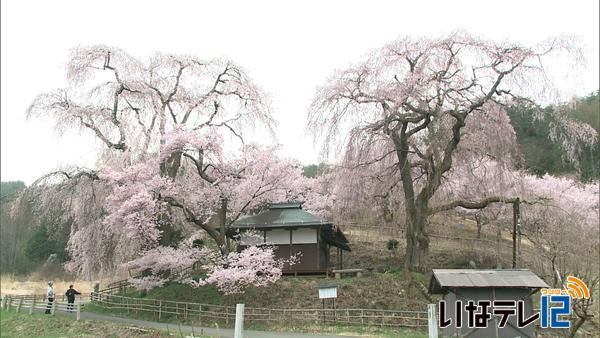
116 214 524 311
507 91 600 181
122 270 430 311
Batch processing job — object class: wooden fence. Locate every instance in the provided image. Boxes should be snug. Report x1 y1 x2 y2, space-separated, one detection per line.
1 294 86 320
90 292 428 328
0 292 91 303
101 279 130 295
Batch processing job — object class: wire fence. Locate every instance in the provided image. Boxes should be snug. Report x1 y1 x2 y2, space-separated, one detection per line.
341 223 537 257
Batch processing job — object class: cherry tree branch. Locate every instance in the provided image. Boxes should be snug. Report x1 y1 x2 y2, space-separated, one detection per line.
429 196 549 214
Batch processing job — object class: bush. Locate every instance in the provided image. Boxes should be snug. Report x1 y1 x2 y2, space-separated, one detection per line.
387 239 399 251
192 238 205 248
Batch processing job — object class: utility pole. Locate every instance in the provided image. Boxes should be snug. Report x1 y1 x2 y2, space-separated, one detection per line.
512 198 520 268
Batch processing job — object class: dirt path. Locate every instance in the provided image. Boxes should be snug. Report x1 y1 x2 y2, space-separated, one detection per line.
41 309 359 338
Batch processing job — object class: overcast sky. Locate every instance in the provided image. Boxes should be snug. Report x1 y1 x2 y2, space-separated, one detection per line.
1 0 599 185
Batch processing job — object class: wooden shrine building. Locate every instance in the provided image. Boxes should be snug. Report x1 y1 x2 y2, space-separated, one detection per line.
230 202 351 275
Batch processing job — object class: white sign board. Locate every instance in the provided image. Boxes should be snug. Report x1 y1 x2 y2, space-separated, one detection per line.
318 287 337 299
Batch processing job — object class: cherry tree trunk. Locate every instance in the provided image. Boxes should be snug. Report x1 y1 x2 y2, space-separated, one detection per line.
403 206 430 273
569 317 586 338
158 152 183 246
216 199 231 255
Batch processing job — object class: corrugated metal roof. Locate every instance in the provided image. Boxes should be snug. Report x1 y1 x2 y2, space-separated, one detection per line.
429 269 548 294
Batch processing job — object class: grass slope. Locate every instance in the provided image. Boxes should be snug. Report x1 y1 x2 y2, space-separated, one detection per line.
122 270 430 311
0 310 176 337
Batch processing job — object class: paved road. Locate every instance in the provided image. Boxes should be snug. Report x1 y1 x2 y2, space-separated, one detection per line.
43 309 360 338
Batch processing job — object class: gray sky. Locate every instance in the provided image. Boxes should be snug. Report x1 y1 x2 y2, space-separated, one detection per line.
1 0 599 185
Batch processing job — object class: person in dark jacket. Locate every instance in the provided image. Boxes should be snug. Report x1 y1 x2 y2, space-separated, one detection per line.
65 284 81 312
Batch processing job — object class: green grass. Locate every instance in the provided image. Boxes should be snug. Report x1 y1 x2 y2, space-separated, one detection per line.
245 322 428 338
0 310 181 337
84 303 187 326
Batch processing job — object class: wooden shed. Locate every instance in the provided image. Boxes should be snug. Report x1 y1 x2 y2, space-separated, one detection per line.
230 202 351 275
429 269 549 338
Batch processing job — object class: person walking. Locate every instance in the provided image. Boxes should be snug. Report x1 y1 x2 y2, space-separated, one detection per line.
65 284 81 312
45 281 54 314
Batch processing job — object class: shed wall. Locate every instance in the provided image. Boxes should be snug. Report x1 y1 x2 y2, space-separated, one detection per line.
291 243 319 272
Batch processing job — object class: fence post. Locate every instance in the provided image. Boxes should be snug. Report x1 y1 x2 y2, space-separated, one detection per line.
428 304 438 338
234 304 245 338
158 300 162 320
29 297 35 315
16 298 23 313
76 303 81 321
361 309 364 325
1 296 6 310
51 299 57 315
